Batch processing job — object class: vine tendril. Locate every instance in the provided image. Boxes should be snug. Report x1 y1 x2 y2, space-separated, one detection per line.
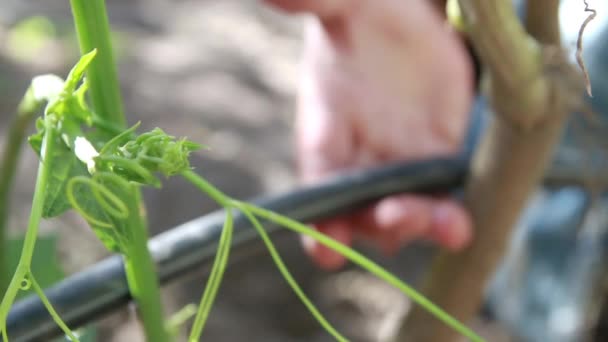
96 155 160 187
28 272 80 341
66 174 130 228
576 0 596 97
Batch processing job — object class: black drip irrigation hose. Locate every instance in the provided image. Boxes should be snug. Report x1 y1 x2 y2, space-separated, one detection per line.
5 156 603 341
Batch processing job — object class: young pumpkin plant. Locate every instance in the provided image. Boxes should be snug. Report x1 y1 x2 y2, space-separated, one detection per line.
0 51 483 341
0 1 488 341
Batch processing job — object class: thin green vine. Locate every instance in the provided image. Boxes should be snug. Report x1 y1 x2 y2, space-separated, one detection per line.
238 202 485 342
181 170 345 341
0 87 41 295
181 170 484 342
237 204 348 342
188 209 233 341
29 272 78 341
0 117 75 340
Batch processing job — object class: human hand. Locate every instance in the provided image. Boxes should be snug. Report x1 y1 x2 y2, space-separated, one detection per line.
267 0 475 269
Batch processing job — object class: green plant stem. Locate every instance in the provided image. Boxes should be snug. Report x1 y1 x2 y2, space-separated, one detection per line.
69 0 125 127
69 2 169 340
29 272 79 341
188 209 233 342
0 118 57 337
236 202 484 342
123 188 169 342
236 203 347 342
166 304 197 337
0 88 39 296
181 170 230 207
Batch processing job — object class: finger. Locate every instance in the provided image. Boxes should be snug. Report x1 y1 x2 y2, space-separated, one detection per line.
301 218 353 270
352 195 435 254
427 199 472 250
295 87 354 184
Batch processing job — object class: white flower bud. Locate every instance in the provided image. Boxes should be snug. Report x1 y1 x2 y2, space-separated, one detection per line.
74 136 99 174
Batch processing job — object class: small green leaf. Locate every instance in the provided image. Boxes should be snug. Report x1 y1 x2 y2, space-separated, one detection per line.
42 50 97 125
46 93 93 125
63 49 97 94
99 122 140 155
42 140 90 218
65 174 136 255
28 117 46 156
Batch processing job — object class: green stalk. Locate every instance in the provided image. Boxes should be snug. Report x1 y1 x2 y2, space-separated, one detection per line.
123 189 169 342
69 1 168 340
0 118 58 337
188 209 233 341
237 205 347 342
0 88 39 295
181 171 229 207
166 304 197 337
69 0 125 127
29 272 78 341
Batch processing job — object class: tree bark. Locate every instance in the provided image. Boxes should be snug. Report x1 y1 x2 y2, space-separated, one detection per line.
395 1 585 341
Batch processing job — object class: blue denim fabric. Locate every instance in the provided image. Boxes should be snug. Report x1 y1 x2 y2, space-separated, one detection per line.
480 3 608 340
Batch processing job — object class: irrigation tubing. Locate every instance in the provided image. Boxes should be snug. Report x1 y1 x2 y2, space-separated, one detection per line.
5 156 602 341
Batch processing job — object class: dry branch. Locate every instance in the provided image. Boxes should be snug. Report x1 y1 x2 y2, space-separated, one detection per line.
395 1 590 341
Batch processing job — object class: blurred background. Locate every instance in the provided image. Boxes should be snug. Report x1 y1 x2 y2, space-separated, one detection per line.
1 0 607 341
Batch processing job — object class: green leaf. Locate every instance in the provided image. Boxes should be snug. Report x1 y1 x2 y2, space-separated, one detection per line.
98 121 140 155
41 138 89 218
87 221 123 254
63 49 97 94
28 117 46 157
42 50 97 125
65 175 132 254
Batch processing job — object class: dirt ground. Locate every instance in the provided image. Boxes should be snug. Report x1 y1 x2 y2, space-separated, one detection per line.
0 1 509 341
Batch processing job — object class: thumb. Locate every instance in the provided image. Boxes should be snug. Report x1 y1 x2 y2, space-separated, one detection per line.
294 58 356 270
295 95 354 184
